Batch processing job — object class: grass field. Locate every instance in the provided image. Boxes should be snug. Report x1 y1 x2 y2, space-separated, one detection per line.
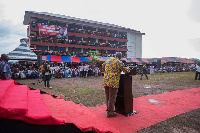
16 72 200 133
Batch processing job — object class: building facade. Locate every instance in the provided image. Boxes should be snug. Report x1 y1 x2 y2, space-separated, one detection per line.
23 11 145 58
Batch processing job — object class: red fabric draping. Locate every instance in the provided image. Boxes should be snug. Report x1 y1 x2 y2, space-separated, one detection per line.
50 55 62 62
72 57 81 62
0 79 200 132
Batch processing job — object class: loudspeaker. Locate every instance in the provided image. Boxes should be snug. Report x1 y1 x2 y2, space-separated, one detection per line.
37 55 42 67
157 59 161 69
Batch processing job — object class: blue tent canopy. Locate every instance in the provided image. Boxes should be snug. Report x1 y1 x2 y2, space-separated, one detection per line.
79 57 90 62
47 55 51 61
61 56 71 62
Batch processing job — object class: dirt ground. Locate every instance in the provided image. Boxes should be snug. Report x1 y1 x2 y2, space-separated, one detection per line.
16 72 200 133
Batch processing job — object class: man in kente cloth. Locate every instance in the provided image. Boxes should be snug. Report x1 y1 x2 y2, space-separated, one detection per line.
102 52 130 118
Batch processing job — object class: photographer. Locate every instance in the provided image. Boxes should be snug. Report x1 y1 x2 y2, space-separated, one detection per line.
43 62 52 89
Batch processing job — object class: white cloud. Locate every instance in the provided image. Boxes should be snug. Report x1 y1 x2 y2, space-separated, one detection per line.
0 19 27 55
0 34 23 55
188 0 200 23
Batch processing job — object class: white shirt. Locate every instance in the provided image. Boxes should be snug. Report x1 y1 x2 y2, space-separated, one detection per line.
196 66 200 72
79 66 83 71
83 66 87 71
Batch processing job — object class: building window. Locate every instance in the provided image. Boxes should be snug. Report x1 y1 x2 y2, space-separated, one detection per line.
38 46 48 50
119 42 125 45
83 49 88 53
38 19 48 25
90 27 96 31
74 48 81 53
108 40 114 44
108 30 114 34
83 38 88 41
83 26 89 30
49 46 56 51
74 25 82 29
107 50 113 54
89 49 96 51
68 47 73 51
49 21 56 25
121 51 125 55
98 28 101 32
99 28 106 32
68 24 73 28
114 31 118 34
68 36 73 40
98 39 102 43
89 38 96 42
57 22 66 27
119 32 125 36
74 37 82 41
57 47 66 52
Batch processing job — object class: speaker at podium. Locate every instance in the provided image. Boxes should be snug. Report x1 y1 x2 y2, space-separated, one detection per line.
115 67 138 116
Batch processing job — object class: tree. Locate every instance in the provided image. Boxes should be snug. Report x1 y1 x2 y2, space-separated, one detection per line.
86 50 101 67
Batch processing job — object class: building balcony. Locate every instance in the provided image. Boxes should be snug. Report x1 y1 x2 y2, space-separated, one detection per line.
30 40 128 52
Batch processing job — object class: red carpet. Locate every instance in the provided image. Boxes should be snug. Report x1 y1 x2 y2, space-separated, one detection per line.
0 79 200 133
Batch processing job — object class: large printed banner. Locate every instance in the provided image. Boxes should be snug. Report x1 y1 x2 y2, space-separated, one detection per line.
39 25 67 38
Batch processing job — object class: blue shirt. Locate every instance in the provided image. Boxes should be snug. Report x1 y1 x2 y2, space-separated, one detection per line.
0 60 11 79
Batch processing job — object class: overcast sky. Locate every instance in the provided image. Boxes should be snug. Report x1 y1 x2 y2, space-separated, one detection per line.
0 0 199 59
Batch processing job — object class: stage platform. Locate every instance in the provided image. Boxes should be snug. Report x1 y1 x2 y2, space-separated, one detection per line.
0 79 200 133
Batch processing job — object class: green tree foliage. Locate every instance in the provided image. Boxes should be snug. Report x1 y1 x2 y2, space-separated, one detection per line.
86 50 101 67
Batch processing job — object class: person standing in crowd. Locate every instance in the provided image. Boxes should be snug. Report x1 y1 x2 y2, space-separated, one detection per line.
150 65 154 74
140 65 148 80
43 62 52 89
102 52 130 118
83 64 87 78
72 67 75 77
0 54 11 80
195 64 200 80
79 64 84 77
95 66 98 77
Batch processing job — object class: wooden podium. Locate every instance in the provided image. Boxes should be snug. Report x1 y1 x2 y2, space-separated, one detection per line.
115 67 138 116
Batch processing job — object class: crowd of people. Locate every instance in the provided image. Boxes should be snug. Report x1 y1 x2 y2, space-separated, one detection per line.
2 60 198 81
30 35 127 49
135 64 198 75
1 53 199 83
30 21 127 39
32 49 127 58
8 62 103 81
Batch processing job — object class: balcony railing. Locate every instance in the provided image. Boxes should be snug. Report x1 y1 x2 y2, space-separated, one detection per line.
29 36 128 51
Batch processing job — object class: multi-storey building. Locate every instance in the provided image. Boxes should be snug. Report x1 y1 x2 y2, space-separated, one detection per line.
23 11 145 58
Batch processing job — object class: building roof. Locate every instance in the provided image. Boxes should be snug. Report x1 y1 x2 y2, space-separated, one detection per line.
24 11 145 35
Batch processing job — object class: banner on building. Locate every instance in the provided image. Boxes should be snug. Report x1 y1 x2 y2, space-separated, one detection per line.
39 25 67 38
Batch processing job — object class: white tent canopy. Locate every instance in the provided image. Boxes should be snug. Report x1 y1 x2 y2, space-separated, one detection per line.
7 40 37 60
